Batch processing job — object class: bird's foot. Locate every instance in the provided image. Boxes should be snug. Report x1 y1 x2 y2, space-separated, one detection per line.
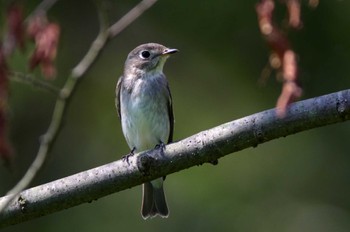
122 147 136 165
155 142 167 181
154 141 166 157
154 142 166 150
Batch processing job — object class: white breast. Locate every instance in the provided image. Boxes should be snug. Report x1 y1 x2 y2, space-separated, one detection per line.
120 74 170 152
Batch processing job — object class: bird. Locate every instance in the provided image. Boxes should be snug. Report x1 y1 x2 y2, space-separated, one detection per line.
115 43 178 219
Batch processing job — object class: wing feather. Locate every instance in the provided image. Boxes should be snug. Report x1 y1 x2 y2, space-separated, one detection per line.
115 76 123 120
166 84 174 143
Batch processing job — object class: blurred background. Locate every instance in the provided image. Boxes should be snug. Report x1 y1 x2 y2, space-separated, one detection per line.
1 0 350 231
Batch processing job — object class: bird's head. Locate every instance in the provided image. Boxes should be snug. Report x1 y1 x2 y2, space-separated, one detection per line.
124 43 178 76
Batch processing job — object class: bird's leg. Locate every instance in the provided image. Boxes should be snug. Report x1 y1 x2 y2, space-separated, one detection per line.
154 141 167 157
154 141 166 150
155 141 167 181
122 147 136 165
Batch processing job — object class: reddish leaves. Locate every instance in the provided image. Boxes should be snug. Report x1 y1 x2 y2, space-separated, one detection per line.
3 4 25 56
0 113 12 167
0 44 12 166
0 5 23 166
27 15 60 79
287 0 301 29
256 0 306 117
0 4 60 166
276 50 302 116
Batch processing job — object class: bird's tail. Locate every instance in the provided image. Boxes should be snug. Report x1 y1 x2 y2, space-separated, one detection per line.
141 179 169 219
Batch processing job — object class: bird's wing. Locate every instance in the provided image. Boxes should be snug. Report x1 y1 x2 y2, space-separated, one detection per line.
115 76 123 120
167 84 174 143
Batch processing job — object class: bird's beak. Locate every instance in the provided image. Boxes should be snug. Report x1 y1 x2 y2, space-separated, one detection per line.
162 48 179 56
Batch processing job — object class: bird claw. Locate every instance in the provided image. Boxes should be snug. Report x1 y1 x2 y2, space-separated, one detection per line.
155 141 166 149
154 141 166 156
122 147 136 165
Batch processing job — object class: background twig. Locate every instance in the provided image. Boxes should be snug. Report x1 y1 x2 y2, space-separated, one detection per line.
8 72 60 94
27 0 59 20
0 89 349 228
71 0 109 78
108 0 158 37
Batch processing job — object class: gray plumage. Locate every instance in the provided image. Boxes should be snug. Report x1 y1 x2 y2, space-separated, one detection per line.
116 43 177 219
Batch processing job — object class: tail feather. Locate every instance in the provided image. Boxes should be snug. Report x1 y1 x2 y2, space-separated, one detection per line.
141 182 155 218
141 180 169 219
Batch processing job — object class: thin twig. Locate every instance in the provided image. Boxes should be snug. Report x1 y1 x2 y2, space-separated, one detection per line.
0 89 350 227
9 71 60 94
0 0 158 214
27 0 59 20
108 0 158 37
71 1 109 78
72 0 159 77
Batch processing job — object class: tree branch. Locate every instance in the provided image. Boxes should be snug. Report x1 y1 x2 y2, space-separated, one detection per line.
1 89 349 228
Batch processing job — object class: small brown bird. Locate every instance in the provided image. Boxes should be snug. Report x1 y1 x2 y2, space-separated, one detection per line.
116 43 178 219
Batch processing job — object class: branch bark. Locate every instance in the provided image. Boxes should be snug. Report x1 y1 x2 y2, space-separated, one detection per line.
0 89 349 228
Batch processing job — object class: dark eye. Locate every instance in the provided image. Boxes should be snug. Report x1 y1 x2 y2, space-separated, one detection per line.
139 50 151 59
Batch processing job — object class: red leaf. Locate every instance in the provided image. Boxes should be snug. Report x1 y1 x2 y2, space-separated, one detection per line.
276 50 302 117
257 0 303 117
27 16 60 79
0 45 13 166
4 4 25 55
287 0 301 28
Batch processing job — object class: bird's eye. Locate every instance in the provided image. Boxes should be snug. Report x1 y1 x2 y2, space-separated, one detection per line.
139 50 151 59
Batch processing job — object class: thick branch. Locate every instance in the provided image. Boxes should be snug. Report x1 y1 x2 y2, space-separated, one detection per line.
1 89 350 228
